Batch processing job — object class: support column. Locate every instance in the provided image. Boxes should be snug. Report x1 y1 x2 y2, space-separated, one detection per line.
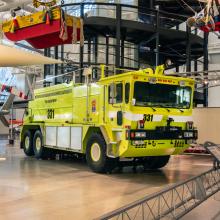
94 37 98 64
150 0 154 9
61 45 64 76
203 32 209 107
115 4 121 70
43 48 47 81
44 48 51 87
176 24 179 30
194 59 198 72
80 3 84 83
54 46 59 84
80 45 84 83
106 36 109 66
149 0 155 24
176 65 179 73
155 5 160 66
106 36 109 76
137 44 141 69
93 36 98 79
88 38 91 65
121 39 124 68
194 59 198 105
186 25 191 72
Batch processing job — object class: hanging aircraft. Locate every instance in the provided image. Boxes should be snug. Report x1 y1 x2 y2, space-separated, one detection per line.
0 82 30 127
186 0 220 32
0 43 63 127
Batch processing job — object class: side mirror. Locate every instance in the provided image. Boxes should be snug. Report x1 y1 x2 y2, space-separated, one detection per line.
117 111 123 126
25 108 29 116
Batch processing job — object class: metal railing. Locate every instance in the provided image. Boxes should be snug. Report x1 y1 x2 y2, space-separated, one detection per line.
59 2 203 70
61 2 188 30
97 168 220 220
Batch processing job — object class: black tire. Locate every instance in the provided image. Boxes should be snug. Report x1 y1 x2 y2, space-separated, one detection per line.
86 133 117 173
23 130 34 156
33 130 48 159
143 156 170 170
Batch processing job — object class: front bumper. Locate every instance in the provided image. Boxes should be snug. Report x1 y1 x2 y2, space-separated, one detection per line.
115 138 193 158
126 129 198 141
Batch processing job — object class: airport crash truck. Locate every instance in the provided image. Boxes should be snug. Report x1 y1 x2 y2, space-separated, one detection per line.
20 65 198 173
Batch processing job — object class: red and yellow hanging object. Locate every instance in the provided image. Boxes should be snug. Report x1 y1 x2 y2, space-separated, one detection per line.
33 0 57 8
10 17 19 33
2 7 84 49
0 83 28 100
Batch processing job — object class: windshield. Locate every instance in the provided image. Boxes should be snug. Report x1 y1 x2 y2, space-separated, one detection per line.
134 82 192 109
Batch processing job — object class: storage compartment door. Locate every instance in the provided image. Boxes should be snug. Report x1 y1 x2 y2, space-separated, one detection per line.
71 127 82 151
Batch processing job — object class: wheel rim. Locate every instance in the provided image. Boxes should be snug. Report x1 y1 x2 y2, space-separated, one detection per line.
24 136 30 149
91 143 101 162
35 137 41 152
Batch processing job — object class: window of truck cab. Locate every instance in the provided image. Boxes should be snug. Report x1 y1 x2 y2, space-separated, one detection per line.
108 83 123 104
133 81 192 109
125 83 130 104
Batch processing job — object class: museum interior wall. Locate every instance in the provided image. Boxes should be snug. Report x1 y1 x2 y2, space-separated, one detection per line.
192 108 220 144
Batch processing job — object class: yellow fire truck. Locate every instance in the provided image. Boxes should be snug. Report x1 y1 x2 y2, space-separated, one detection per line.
20 65 198 173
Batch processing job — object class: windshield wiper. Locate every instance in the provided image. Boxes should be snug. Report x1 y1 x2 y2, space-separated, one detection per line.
177 108 184 113
150 107 156 112
165 104 185 113
169 104 185 113
154 104 170 112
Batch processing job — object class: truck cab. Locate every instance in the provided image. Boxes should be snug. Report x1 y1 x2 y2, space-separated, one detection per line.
98 67 197 161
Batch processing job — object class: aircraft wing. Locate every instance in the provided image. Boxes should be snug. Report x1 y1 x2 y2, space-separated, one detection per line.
0 94 15 127
0 116 9 127
0 94 15 113
0 44 63 67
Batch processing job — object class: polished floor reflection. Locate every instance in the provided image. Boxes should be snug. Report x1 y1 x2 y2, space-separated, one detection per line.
0 139 215 220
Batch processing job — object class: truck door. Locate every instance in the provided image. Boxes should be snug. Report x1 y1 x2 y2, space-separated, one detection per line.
106 82 124 128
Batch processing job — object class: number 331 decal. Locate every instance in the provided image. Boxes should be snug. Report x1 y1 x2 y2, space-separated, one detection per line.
144 114 153 122
47 109 55 119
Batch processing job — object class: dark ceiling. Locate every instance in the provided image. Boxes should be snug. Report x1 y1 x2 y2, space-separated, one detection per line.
139 0 205 16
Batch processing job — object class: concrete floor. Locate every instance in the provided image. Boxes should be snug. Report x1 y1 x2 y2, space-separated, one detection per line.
182 193 220 220
0 138 219 220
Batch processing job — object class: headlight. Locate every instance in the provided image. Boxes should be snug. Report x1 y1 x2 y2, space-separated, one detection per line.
135 132 146 138
184 132 194 138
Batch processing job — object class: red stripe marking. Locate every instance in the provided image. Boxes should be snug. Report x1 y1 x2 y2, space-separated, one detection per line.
1 85 6 92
